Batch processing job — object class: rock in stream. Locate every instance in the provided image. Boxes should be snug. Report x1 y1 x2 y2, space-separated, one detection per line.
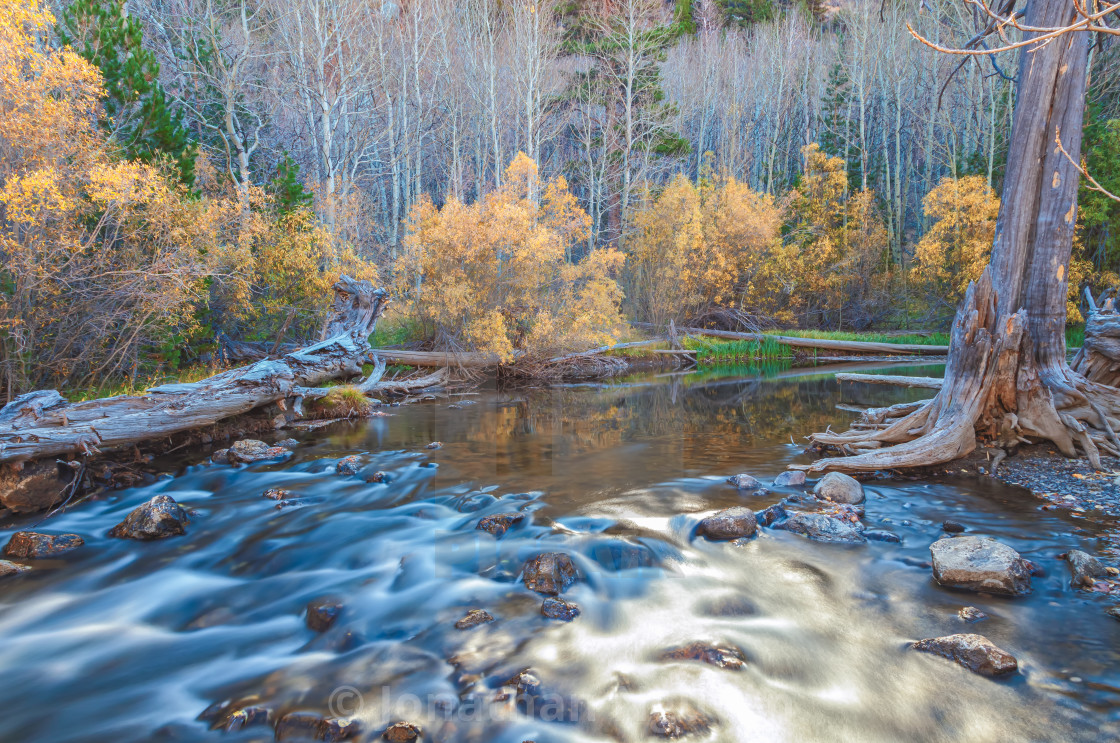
930 536 1032 596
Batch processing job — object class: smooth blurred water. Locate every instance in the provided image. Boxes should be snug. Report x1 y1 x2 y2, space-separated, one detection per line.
0 362 1117 742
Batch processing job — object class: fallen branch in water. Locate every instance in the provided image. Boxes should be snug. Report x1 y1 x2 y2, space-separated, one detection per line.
631 323 948 356
835 373 944 389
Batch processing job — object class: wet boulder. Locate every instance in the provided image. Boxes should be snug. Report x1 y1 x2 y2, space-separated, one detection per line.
425 441 443 450
778 512 865 544
306 599 344 632
454 609 494 630
660 641 746 670
274 712 361 741
211 449 230 464
0 559 30 578
929 536 1032 596
108 495 189 540
910 633 1018 677
958 606 988 623
477 513 525 538
276 438 299 449
541 597 581 621
364 471 388 484
199 701 272 733
812 472 865 505
1066 549 1108 588
773 470 806 487
3 531 84 558
522 552 579 595
648 702 716 738
0 459 69 513
382 721 422 742
754 504 788 528
727 473 767 493
263 488 293 500
228 439 291 464
942 520 966 534
695 507 757 541
335 456 362 476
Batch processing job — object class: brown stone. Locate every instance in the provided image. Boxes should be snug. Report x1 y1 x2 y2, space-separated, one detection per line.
477 512 525 537
382 721 421 742
648 702 716 738
3 531 84 558
306 599 344 632
0 559 31 578
911 633 1018 677
522 553 578 595
108 495 189 540
696 507 756 540
274 712 361 741
454 609 494 630
660 641 746 670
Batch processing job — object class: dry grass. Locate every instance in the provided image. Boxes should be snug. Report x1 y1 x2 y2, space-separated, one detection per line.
307 385 375 419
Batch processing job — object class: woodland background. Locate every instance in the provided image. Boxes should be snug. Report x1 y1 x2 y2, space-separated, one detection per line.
1 0 1118 397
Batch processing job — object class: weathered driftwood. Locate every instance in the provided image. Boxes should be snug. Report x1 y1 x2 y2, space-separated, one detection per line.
836 373 944 389
0 276 390 464
376 349 511 368
632 323 948 355
544 339 664 365
1071 289 1120 387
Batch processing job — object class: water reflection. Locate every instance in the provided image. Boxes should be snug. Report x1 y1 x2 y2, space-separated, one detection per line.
0 362 1116 742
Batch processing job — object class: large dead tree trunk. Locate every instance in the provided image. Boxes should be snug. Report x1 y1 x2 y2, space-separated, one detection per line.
0 276 391 464
805 2 1117 473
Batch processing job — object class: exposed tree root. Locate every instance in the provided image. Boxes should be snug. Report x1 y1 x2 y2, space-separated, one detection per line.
801 270 1120 474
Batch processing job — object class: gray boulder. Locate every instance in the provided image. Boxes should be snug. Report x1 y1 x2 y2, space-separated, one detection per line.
696 507 757 541
1066 549 1107 588
773 470 806 487
727 473 764 490
910 633 1018 677
108 495 189 540
930 536 1032 596
779 511 865 544
227 439 291 464
812 472 865 505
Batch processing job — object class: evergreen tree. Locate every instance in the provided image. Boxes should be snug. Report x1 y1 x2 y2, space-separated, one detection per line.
717 0 774 27
58 0 196 186
270 154 315 215
818 63 860 190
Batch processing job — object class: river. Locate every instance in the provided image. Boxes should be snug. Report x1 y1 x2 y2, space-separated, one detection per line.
0 362 1117 742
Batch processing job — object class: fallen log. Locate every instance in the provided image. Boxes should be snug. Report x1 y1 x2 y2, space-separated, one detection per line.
835 373 944 389
374 349 511 368
632 323 948 355
0 276 390 465
544 339 664 365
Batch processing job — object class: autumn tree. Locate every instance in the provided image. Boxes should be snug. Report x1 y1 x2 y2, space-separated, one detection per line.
807 0 1120 473
396 154 625 360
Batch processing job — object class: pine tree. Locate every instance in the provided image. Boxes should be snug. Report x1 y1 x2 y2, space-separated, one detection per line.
270 154 315 215
717 0 774 27
58 0 196 186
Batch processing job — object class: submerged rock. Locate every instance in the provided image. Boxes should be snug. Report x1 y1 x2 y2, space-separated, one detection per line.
454 609 494 630
1066 549 1108 588
522 552 578 595
864 529 902 543
0 559 30 577
211 449 230 464
661 642 746 670
958 606 988 623
942 520 966 534
274 712 361 741
108 495 189 540
754 504 788 528
929 536 1032 596
382 721 422 742
336 456 362 476
696 507 757 541
773 470 806 487
228 439 291 464
3 531 84 558
263 488 293 500
1108 606 1120 622
812 472 865 505
648 702 716 738
275 438 299 449
541 597 581 621
910 633 1018 677
727 473 765 491
477 512 525 537
364 471 388 484
306 599 344 632
778 512 865 544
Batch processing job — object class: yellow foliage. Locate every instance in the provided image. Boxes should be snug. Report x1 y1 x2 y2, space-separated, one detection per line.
396 153 624 361
912 176 1000 304
626 168 781 325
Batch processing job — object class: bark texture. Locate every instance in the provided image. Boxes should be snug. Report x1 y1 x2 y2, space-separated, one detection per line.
805 2 1109 473
0 277 390 464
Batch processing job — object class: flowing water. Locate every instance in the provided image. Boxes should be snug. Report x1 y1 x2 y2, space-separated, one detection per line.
1 362 1119 742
